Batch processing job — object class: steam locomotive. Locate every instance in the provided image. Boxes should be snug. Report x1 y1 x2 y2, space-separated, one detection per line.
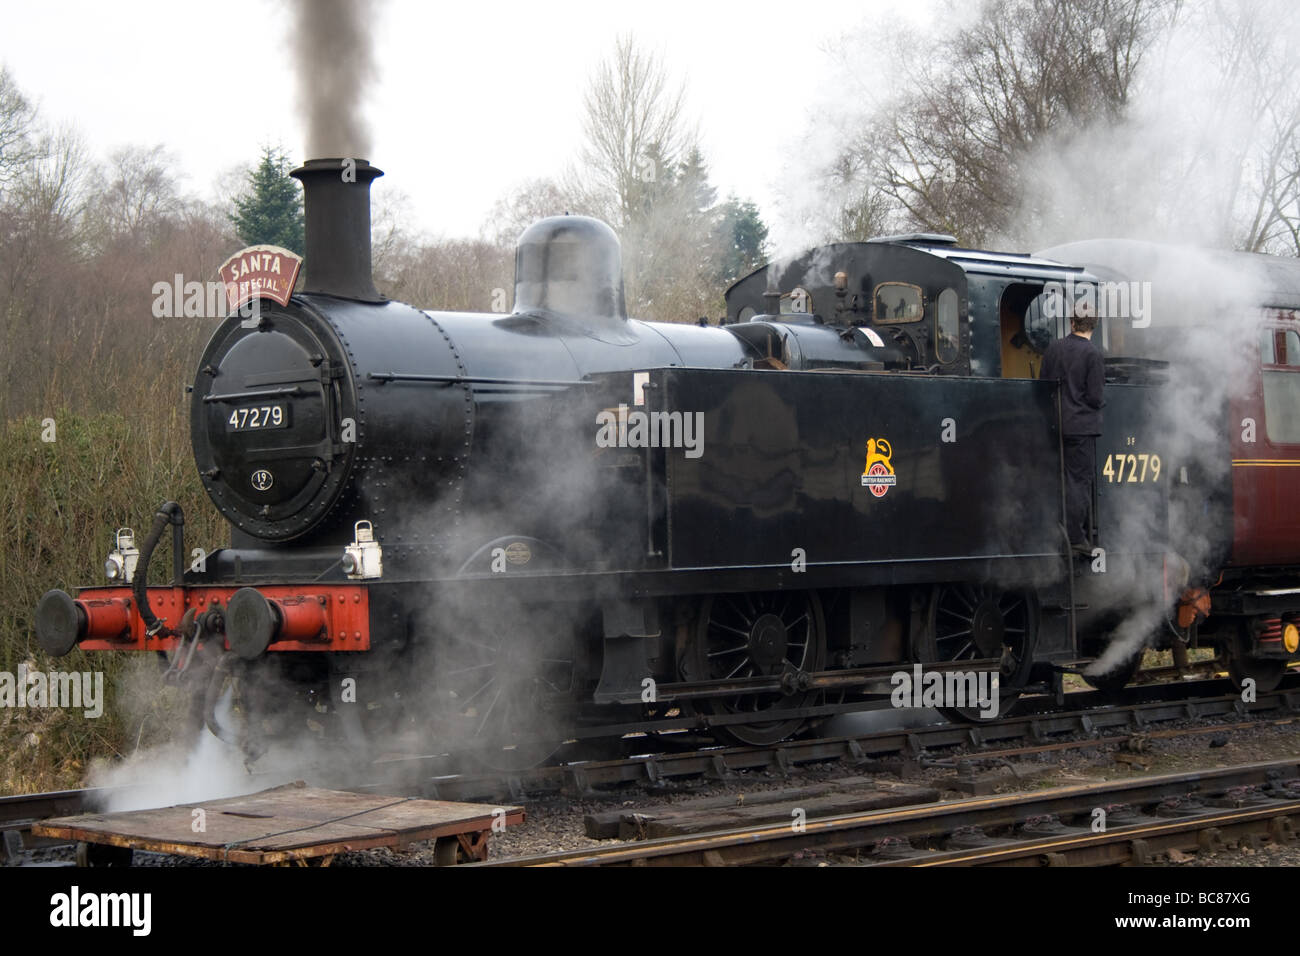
33 158 1299 766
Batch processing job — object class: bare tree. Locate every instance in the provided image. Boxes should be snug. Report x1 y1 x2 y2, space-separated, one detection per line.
484 177 585 248
569 37 756 321
1004 0 1300 254
376 233 512 314
1203 1 1300 255
0 121 91 419
576 34 691 230
0 66 38 194
827 0 1179 245
90 145 181 241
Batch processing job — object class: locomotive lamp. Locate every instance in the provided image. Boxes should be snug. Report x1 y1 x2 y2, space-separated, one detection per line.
342 520 382 580
104 528 140 583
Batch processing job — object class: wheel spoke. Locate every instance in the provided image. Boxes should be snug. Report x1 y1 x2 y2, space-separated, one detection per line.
711 621 752 640
474 684 504 738
444 663 495 678
946 590 977 613
725 597 754 629
447 634 499 653
722 658 750 680
707 645 749 658
458 674 497 709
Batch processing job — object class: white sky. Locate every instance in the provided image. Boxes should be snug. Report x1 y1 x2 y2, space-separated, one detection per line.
0 0 935 248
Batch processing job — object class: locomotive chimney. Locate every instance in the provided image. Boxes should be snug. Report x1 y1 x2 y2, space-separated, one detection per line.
290 158 384 302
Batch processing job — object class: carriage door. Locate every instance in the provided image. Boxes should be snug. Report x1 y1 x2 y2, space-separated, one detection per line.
1234 320 1300 565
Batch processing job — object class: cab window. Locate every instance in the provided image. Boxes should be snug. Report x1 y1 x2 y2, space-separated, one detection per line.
935 288 959 363
873 283 923 324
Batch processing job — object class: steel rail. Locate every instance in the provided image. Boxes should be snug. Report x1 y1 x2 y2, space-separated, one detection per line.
478 759 1300 867
873 803 1300 866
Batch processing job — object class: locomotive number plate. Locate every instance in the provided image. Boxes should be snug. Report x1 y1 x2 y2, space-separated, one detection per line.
227 404 290 431
1102 452 1161 483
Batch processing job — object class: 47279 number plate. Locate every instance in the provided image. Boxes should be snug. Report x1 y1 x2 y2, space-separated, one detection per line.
227 404 289 431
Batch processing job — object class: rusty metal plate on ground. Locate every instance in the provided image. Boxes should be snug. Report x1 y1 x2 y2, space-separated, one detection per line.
32 782 524 865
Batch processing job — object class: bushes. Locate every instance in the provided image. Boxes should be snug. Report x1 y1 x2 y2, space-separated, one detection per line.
0 410 225 791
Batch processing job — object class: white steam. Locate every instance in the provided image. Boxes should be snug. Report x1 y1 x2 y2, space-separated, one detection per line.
1042 241 1268 676
86 686 361 814
1005 1 1300 251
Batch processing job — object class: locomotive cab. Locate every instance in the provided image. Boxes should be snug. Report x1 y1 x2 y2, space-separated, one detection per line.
723 235 1111 381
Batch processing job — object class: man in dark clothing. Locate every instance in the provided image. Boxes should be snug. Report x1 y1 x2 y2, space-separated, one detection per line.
1039 305 1105 552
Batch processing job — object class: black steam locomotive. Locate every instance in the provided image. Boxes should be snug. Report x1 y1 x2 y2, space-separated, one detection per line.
33 159 1297 765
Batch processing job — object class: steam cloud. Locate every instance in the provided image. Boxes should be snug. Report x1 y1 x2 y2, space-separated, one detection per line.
290 0 379 159
1040 241 1267 677
87 689 318 813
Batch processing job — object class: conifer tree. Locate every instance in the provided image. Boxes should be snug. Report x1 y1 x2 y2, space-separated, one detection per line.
230 146 304 254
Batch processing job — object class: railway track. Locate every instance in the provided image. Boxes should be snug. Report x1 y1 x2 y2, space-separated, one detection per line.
3 673 1296 865
411 674 1300 803
480 758 1300 867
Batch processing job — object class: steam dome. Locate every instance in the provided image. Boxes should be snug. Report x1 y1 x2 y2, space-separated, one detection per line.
513 216 627 329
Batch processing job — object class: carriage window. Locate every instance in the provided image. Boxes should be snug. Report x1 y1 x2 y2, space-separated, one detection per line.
1262 328 1300 444
1261 327 1300 366
874 282 923 324
935 288 959 363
